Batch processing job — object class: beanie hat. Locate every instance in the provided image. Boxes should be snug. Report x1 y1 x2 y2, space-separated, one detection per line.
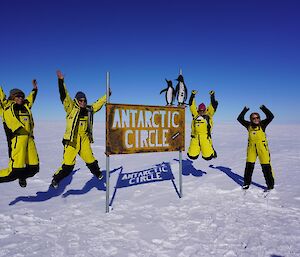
198 103 206 111
8 88 25 100
75 91 87 101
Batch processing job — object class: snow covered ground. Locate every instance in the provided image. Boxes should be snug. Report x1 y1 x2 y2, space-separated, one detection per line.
0 121 299 257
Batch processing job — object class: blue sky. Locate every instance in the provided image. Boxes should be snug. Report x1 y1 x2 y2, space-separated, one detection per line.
0 0 299 123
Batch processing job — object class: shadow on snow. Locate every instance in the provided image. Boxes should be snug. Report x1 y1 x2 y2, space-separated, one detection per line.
62 166 122 198
174 158 207 177
209 164 266 190
9 167 121 205
110 162 182 207
9 168 81 205
9 160 199 206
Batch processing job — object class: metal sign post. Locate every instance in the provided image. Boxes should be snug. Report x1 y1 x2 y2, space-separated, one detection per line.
106 71 110 213
179 150 183 198
104 69 185 212
179 68 183 198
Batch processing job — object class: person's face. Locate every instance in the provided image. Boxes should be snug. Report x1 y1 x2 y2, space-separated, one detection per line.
198 109 205 115
78 98 87 108
14 94 25 105
251 114 261 125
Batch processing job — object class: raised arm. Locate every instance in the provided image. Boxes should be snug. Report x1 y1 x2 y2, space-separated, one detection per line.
206 90 218 117
0 86 7 112
210 90 218 111
57 71 66 102
260 105 274 129
0 86 6 102
237 106 250 128
26 79 38 109
189 90 198 117
57 70 73 114
92 87 111 113
92 94 107 113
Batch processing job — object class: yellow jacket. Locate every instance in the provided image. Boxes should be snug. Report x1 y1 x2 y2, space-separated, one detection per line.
59 79 106 145
189 97 217 137
2 89 37 136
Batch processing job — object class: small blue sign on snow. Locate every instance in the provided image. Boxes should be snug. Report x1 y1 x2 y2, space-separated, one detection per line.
116 162 174 188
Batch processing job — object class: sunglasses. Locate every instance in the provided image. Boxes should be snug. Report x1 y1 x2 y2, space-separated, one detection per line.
14 94 24 98
251 116 260 120
78 99 86 103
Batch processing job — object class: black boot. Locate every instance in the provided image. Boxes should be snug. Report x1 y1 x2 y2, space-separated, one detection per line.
243 162 255 189
86 160 103 179
242 185 250 190
19 179 27 188
51 178 59 189
12 168 27 187
51 164 74 188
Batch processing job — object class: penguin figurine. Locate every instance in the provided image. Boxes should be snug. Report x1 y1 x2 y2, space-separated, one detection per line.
160 79 175 105
175 74 188 105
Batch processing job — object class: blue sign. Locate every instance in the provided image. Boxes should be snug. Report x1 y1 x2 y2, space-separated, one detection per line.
116 162 174 188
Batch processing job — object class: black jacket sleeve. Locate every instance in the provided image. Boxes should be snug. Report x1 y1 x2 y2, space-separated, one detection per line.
31 88 38 103
210 93 218 111
58 78 66 103
237 107 250 129
188 92 196 106
260 105 274 131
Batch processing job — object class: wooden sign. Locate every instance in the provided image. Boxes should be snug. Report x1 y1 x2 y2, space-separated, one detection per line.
106 103 185 155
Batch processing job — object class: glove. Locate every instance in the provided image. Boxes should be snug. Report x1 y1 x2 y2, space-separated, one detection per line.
260 104 266 110
243 106 250 112
209 90 215 95
32 79 38 89
191 90 197 95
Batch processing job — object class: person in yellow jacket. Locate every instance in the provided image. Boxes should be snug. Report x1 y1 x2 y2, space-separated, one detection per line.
51 70 108 188
237 105 275 190
187 90 218 160
0 80 39 187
